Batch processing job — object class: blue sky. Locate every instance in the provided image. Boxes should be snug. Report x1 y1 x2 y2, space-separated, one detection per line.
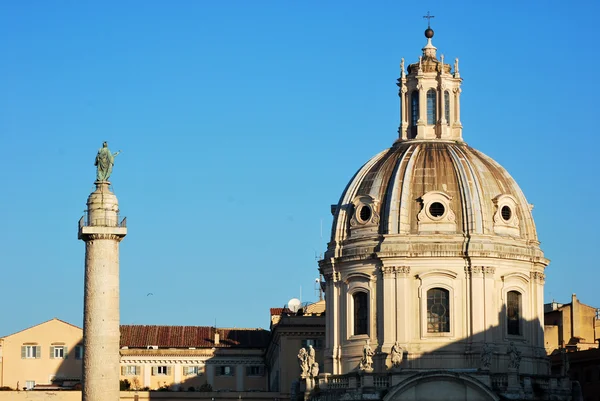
0 1 598 336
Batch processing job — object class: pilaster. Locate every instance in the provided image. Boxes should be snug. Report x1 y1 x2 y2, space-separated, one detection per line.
395 267 411 344
380 266 397 351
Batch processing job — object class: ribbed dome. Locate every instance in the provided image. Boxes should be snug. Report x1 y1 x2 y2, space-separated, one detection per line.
330 140 538 247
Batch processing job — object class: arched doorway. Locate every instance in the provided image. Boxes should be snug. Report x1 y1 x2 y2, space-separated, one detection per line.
383 371 499 401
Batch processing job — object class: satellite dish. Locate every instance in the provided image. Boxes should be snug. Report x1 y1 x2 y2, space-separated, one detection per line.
287 298 301 313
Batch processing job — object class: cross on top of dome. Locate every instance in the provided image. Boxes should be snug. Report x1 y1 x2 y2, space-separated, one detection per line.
423 11 435 39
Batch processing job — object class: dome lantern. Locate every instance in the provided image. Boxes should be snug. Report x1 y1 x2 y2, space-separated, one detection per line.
398 22 463 142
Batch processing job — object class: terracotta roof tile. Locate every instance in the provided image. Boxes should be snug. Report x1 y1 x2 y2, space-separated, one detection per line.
120 325 270 349
270 308 291 316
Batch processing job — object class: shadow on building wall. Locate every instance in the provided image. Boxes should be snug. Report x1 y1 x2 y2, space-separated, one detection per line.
41 306 582 400
317 306 580 401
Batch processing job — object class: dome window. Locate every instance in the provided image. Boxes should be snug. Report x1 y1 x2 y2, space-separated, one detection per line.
493 195 520 237
429 202 445 218
507 290 522 336
426 89 437 125
411 91 419 138
427 288 450 333
418 191 456 233
444 90 450 125
359 205 372 223
353 291 369 336
349 195 380 232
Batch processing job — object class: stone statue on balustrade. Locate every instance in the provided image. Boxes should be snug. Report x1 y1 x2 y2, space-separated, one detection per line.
359 339 374 372
480 343 494 371
95 141 121 182
507 342 522 370
390 342 404 369
298 347 309 377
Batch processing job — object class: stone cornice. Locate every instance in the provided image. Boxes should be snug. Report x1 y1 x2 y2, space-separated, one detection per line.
82 233 125 241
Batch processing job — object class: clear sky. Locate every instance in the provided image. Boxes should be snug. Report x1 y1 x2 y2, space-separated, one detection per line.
0 1 598 337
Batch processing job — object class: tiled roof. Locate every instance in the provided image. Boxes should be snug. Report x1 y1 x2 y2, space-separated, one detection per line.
270 308 291 316
120 325 270 349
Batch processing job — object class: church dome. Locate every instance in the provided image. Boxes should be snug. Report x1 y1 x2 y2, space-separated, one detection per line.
319 26 549 381
329 140 538 248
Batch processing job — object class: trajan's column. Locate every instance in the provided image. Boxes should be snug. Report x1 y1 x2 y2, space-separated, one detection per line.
78 142 126 401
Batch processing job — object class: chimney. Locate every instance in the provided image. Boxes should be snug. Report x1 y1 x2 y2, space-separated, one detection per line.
214 330 220 345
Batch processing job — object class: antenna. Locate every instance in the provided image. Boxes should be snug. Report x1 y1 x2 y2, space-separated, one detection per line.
320 218 323 240
287 298 301 313
314 277 323 301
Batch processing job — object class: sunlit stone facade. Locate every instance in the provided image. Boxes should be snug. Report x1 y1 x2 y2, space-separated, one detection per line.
316 28 574 401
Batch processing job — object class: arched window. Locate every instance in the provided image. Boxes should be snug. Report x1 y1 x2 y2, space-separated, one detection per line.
507 291 522 335
427 288 449 333
444 90 450 124
411 91 419 124
353 292 368 335
426 89 437 125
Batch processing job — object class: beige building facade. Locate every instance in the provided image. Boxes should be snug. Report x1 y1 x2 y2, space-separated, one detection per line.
544 294 599 354
119 325 269 392
1 320 273 394
266 300 325 396
0 318 83 390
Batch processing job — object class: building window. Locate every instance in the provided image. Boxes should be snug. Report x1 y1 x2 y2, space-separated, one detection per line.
50 345 67 359
152 366 170 376
246 366 265 376
217 366 234 376
411 90 419 138
21 345 41 359
122 365 140 376
353 291 369 335
411 91 419 125
426 89 437 125
75 345 83 360
444 90 450 124
25 381 35 390
507 291 522 335
301 339 323 349
427 288 450 333
183 366 204 376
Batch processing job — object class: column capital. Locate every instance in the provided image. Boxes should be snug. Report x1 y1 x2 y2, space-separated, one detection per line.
531 271 545 283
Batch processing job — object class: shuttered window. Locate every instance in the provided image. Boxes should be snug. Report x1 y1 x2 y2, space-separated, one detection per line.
50 346 67 359
75 345 83 360
152 366 171 376
121 365 141 376
246 366 264 376
217 366 234 376
183 366 204 376
21 345 41 359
